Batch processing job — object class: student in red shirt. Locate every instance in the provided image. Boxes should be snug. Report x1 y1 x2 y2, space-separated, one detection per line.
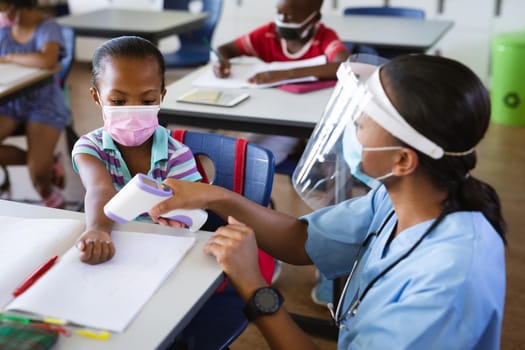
214 0 349 85
213 0 350 165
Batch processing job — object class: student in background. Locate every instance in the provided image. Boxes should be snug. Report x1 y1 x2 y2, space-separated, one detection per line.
72 36 202 265
213 0 350 165
0 0 68 208
152 55 506 349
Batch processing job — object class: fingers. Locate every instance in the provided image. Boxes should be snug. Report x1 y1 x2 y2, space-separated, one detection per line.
155 216 187 228
203 217 251 255
213 61 231 78
248 72 272 84
228 215 244 225
149 198 173 219
77 238 115 265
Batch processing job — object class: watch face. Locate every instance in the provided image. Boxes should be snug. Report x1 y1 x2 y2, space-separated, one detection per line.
254 288 281 313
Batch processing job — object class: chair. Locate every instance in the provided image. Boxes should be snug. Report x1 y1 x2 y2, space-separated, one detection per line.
1 25 79 203
162 0 224 67
170 129 275 350
343 6 426 58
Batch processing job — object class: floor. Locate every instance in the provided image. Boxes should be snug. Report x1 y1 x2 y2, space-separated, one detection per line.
5 61 524 349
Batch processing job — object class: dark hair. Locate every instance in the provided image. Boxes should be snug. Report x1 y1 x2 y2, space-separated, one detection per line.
91 36 166 91
0 0 37 8
381 54 507 242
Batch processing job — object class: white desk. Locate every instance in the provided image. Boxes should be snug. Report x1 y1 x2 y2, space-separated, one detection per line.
0 65 59 105
324 14 453 53
57 8 208 45
0 199 223 350
160 65 333 138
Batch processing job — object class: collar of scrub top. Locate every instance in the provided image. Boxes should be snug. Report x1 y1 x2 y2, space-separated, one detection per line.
336 63 445 159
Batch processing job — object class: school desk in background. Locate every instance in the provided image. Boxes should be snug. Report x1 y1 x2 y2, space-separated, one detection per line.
0 63 58 105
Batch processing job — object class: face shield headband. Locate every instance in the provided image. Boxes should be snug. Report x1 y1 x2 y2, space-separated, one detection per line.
363 69 445 159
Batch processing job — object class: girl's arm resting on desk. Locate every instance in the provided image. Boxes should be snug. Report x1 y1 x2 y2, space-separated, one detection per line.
204 216 319 350
150 179 312 265
0 41 60 69
74 153 117 265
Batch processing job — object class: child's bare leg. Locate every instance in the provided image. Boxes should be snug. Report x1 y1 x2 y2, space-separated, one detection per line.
26 122 61 202
0 115 27 166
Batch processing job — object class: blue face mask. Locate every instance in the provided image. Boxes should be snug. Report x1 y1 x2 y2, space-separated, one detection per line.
342 123 401 189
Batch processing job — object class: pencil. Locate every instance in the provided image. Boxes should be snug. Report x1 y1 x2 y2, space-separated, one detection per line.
202 37 226 63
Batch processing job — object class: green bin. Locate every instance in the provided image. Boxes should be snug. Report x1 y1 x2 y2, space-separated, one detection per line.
491 32 525 125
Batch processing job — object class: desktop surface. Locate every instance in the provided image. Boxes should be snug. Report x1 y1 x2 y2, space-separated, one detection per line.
0 199 223 350
160 65 333 138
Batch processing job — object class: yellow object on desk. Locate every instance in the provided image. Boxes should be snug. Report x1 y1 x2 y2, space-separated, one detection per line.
177 88 250 107
75 329 110 340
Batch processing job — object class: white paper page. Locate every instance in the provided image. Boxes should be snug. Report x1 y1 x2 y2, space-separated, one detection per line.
0 63 42 85
6 230 196 333
192 56 326 89
0 216 85 309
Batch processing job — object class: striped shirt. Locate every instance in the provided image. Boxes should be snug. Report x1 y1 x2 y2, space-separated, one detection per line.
72 126 201 193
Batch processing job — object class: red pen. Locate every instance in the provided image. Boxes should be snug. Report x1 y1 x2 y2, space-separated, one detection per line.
12 255 59 297
32 322 71 336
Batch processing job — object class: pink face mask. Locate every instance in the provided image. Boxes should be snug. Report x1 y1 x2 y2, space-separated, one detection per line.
102 105 160 147
0 13 14 27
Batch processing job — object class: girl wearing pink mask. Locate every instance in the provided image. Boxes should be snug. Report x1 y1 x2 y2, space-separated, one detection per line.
72 36 202 265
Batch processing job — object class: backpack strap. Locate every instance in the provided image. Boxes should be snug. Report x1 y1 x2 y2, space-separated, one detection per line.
232 138 248 194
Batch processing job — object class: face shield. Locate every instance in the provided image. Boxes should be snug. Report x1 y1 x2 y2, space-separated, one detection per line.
292 54 445 210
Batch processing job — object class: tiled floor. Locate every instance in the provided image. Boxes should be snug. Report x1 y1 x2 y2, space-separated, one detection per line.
4 61 524 349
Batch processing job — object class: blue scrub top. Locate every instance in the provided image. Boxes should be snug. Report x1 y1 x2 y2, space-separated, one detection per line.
303 186 505 350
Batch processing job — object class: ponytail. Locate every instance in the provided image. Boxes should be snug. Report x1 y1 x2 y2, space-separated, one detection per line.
381 55 507 244
444 175 507 243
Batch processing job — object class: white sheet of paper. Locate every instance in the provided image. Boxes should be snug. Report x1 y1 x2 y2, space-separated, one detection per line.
5 230 196 333
0 216 85 309
192 56 327 89
0 63 42 85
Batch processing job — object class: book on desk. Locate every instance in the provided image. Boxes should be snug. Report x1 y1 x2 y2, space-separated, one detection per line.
0 215 195 333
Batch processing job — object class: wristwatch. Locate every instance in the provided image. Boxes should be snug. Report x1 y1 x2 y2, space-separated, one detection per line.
243 286 284 322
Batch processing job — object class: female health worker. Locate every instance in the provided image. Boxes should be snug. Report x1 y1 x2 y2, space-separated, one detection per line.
150 54 506 350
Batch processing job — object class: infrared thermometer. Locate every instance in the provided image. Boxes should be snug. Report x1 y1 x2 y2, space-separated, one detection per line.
104 173 208 232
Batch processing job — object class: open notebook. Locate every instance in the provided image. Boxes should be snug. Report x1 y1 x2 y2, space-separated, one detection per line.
0 216 195 333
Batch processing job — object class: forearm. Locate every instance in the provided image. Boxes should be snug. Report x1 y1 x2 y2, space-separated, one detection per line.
206 186 312 265
254 309 319 350
217 41 241 60
287 62 342 80
83 187 116 233
0 52 57 69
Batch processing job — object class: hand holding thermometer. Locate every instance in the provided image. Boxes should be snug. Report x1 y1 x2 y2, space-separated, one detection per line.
103 174 208 232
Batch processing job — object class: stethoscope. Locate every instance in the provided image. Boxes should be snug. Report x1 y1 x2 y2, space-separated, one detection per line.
327 210 444 329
